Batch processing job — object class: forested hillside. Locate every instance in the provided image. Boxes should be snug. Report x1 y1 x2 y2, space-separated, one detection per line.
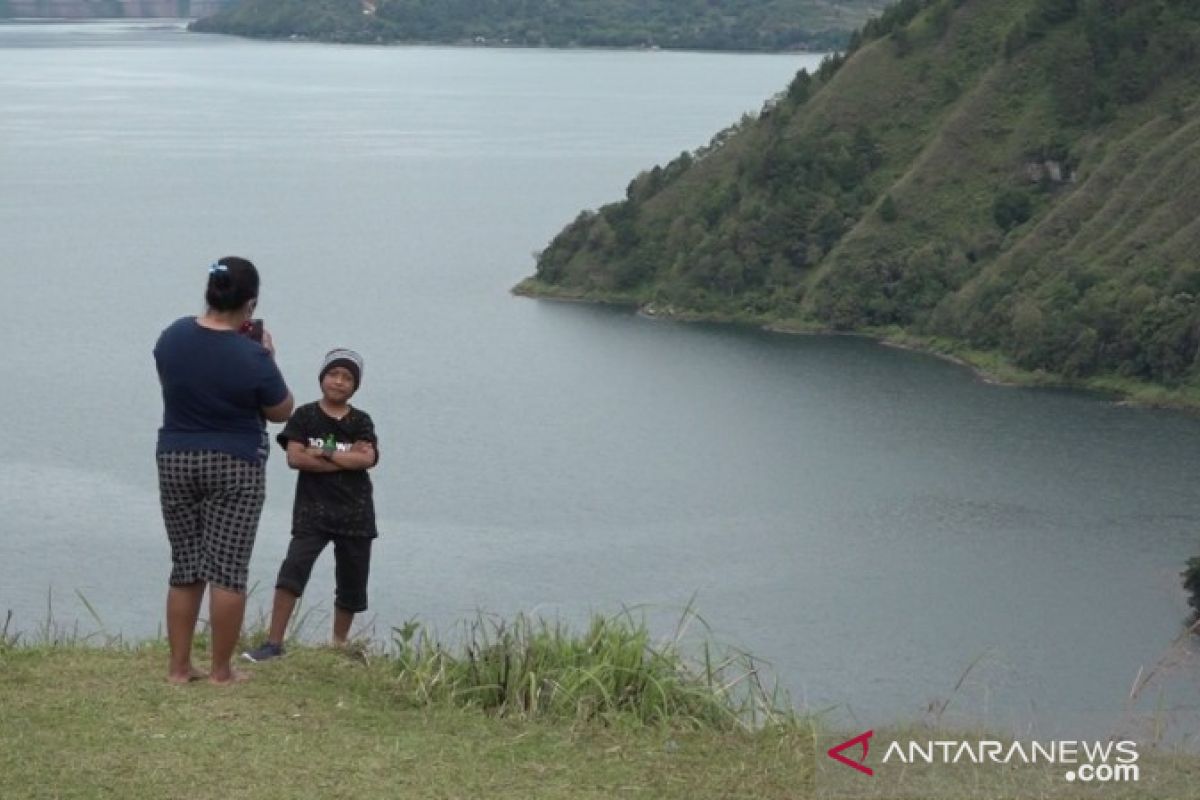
190 0 889 51
520 0 1200 401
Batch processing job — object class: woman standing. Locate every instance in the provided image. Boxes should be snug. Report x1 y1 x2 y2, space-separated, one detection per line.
153 257 294 684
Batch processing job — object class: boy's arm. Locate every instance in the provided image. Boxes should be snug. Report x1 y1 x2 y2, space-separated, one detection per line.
347 412 380 469
286 440 341 472
330 442 375 471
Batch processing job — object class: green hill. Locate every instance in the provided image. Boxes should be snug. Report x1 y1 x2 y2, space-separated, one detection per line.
189 0 890 51
519 0 1200 406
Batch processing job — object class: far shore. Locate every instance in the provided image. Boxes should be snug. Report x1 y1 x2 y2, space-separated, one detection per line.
184 29 835 56
513 281 1200 415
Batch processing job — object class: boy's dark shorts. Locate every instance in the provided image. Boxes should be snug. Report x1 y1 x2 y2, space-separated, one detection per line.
276 533 372 613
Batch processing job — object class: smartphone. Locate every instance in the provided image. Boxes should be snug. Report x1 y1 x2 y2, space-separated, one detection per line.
240 318 264 343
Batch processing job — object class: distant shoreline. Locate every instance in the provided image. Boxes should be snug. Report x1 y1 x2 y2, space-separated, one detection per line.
0 17 193 22
184 27 834 56
514 282 1200 415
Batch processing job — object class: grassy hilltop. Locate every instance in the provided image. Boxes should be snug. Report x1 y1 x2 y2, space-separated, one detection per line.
0 610 816 799
0 646 810 800
518 0 1200 408
6 610 1200 799
6 643 1200 798
189 0 890 51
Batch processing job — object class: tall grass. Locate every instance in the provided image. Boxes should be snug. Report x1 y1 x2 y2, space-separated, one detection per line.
382 606 796 730
6 592 800 732
0 610 16 651
5 589 127 649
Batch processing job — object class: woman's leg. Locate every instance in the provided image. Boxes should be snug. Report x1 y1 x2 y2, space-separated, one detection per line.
197 453 266 685
158 452 206 683
166 581 206 683
209 586 248 684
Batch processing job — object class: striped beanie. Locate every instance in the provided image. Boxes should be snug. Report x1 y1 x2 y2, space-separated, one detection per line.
319 348 364 390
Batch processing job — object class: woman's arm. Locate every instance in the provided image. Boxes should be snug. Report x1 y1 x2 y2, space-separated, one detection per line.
262 392 295 424
258 329 294 422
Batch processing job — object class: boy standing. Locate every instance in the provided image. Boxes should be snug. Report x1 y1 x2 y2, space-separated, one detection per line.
243 348 378 661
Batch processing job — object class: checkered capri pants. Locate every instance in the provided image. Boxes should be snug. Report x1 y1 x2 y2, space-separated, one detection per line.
157 451 266 592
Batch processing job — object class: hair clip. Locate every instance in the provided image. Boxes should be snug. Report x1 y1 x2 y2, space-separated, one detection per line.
209 262 229 275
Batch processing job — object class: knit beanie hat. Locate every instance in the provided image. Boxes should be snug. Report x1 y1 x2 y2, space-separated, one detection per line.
319 348 364 390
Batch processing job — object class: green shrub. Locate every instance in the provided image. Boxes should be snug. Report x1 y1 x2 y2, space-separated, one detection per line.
878 194 899 222
992 188 1033 230
385 610 793 729
1183 557 1200 617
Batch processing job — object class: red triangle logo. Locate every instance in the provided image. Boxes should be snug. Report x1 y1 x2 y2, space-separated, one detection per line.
827 730 875 776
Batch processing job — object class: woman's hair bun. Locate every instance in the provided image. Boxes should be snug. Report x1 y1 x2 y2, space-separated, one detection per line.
205 256 260 312
208 263 233 289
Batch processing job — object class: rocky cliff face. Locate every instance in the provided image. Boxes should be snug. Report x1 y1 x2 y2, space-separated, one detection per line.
2 1 235 18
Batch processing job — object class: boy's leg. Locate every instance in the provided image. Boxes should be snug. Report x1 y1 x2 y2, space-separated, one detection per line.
267 588 300 645
333 606 354 646
265 533 329 645
331 536 372 646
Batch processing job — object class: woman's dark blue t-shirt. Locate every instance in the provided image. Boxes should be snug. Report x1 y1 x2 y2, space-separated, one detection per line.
154 316 289 463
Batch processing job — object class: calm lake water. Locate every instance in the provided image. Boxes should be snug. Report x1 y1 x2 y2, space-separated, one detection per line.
2 20 1198 740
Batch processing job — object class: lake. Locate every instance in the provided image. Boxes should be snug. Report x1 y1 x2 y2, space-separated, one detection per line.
1 20 1198 741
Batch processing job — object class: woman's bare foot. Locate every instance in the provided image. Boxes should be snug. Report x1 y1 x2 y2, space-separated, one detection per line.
167 666 209 685
208 667 251 686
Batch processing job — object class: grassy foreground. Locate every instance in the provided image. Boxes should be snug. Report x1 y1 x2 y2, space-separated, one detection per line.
0 644 809 800
4 611 1200 799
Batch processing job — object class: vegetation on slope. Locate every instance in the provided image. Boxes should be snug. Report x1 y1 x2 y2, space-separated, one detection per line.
189 0 890 52
520 0 1200 401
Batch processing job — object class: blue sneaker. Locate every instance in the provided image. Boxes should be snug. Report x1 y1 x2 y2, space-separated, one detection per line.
241 641 285 663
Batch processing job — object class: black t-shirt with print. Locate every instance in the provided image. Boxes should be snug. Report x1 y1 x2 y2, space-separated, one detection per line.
276 402 379 538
